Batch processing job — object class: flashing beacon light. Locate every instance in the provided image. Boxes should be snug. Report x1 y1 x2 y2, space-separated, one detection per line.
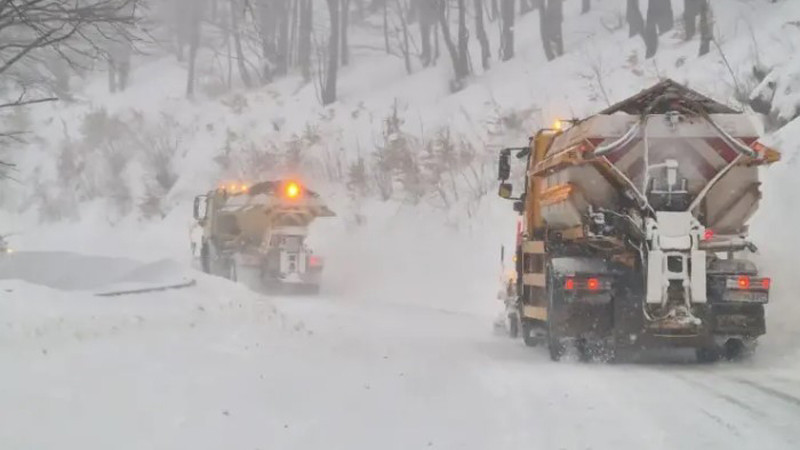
285 181 301 199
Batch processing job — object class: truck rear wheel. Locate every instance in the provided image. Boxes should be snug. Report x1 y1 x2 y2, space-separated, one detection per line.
696 346 721 363
547 271 565 361
548 333 566 361
521 319 538 347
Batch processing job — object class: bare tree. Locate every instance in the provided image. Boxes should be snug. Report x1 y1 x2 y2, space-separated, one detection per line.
643 0 664 58
275 0 291 76
582 0 590 14
298 0 313 80
342 0 352 65
0 0 142 168
322 0 341 105
186 0 203 97
683 0 700 40
438 0 469 87
698 0 711 56
230 0 254 88
419 0 437 66
384 0 391 53
652 0 673 34
499 0 514 60
474 0 491 69
520 0 535 15
0 0 141 97
395 0 413 74
540 0 563 61
626 0 644 37
107 39 133 93
456 0 469 73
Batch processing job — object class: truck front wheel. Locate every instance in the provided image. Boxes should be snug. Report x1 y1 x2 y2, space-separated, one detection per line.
508 313 520 339
521 318 539 347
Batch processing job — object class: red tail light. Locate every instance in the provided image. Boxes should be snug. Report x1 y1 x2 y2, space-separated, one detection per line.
738 276 750 289
587 278 600 290
564 278 575 290
308 255 322 267
761 278 771 289
703 229 714 240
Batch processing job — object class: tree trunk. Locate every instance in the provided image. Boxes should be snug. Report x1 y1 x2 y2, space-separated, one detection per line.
539 1 553 61
548 0 563 56
186 0 202 97
474 0 490 69
396 0 412 73
626 0 644 38
683 0 699 40
644 0 659 58
500 0 514 61
434 21 440 62
698 0 711 56
342 0 351 65
582 0 590 14
289 0 299 68
656 0 674 34
230 0 254 88
438 0 463 79
323 0 340 105
299 0 313 80
257 0 276 81
540 0 563 61
490 0 498 20
520 0 535 15
384 0 391 53
419 1 434 66
276 0 290 76
456 0 469 76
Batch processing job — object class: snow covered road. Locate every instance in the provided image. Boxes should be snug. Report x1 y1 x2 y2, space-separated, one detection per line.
2 256 799 450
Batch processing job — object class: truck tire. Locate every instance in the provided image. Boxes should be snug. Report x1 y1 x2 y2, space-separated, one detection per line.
547 272 565 361
696 346 721 363
723 338 755 361
226 259 238 282
200 241 211 274
521 319 538 347
508 313 520 339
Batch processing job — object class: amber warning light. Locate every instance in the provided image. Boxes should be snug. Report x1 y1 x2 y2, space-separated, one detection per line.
285 181 301 199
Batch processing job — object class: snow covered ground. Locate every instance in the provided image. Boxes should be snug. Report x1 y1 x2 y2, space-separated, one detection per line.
2 250 800 450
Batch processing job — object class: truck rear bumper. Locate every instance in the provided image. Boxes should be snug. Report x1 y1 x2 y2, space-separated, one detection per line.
551 299 765 347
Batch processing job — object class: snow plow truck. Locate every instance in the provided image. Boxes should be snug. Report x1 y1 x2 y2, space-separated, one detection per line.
497 80 780 362
192 180 335 294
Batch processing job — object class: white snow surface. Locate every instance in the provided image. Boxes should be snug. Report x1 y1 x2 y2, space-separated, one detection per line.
3 0 800 448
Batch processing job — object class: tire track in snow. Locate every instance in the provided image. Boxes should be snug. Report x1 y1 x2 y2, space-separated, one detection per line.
672 373 762 415
729 377 800 408
661 368 800 448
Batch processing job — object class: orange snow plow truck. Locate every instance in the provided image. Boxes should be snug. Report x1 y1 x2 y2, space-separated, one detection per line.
497 80 780 362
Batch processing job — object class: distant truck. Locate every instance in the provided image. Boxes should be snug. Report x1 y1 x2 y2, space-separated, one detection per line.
497 80 780 362
192 180 335 293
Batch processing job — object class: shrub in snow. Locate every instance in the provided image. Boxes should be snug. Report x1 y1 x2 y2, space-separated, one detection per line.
749 56 800 130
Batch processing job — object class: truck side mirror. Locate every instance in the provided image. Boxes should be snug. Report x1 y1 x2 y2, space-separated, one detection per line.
498 183 513 199
513 200 524 213
498 150 511 181
193 195 208 221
